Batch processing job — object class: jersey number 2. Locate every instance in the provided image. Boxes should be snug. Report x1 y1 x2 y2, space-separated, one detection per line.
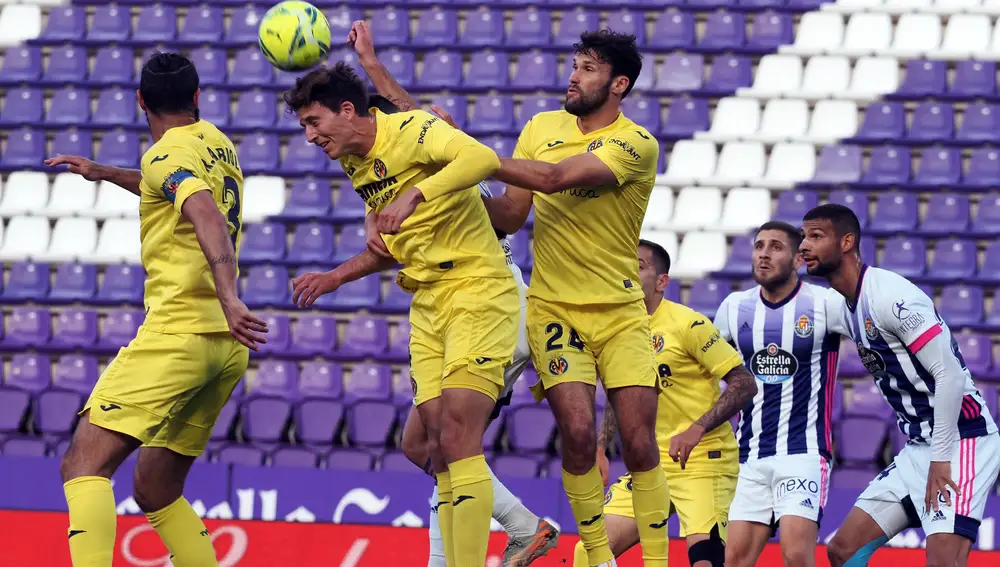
545 322 585 352
222 176 241 249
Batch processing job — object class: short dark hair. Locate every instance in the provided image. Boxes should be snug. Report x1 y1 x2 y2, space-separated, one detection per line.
755 221 803 250
367 94 400 114
574 30 642 98
139 52 199 118
283 61 370 117
803 204 862 251
639 239 671 276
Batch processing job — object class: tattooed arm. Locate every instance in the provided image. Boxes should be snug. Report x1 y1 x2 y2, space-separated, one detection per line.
693 365 757 433
349 21 419 112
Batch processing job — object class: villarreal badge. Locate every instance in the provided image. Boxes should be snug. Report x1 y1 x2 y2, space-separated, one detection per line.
651 334 665 354
794 314 813 338
548 356 569 376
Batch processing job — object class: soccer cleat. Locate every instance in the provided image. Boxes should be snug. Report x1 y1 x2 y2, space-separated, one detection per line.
500 519 559 567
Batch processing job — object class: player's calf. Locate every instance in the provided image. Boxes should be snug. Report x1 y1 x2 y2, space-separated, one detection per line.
826 507 890 567
400 406 434 474
925 533 973 567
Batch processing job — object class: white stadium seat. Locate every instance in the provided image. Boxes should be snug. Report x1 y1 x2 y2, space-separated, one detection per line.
640 230 679 262
720 188 772 235
0 172 49 217
938 15 991 59
669 186 722 231
642 187 674 231
85 219 141 264
738 55 802 99
84 181 140 219
672 232 727 279
782 12 843 56
0 5 42 47
847 57 899 101
986 19 1000 58
887 14 941 58
43 174 97 218
754 99 808 144
242 176 286 223
831 0 885 8
0 215 50 261
839 14 892 57
804 100 859 144
697 98 760 143
886 0 931 9
763 143 817 189
799 56 852 99
660 140 717 187
36 217 98 263
704 142 766 187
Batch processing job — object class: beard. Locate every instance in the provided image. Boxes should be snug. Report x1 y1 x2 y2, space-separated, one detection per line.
805 255 841 277
754 263 795 291
565 80 611 116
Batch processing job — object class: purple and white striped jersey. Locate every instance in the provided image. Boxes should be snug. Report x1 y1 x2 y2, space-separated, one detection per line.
714 280 841 464
826 265 997 443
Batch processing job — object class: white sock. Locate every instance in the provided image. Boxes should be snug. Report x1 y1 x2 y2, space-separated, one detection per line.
427 485 446 567
489 465 541 541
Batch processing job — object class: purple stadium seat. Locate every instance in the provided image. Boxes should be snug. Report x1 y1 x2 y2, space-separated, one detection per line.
869 192 918 235
828 189 869 227
217 444 266 467
879 236 926 278
0 390 30 433
687 279 729 320
41 46 87 85
343 363 393 403
92 88 136 126
282 136 329 175
853 103 905 143
229 48 273 87
45 86 89 126
948 60 996 99
862 146 911 186
467 95 515 135
188 48 227 87
210 400 239 442
178 6 223 43
956 103 1000 144
225 7 266 45
240 223 286 264
513 52 558 90
370 7 409 46
430 95 468 130
964 148 1000 191
896 60 947 98
465 51 509 90
327 449 374 472
3 262 50 302
979 383 999 415
3 308 51 349
378 49 415 88
806 145 861 185
912 148 961 188
51 130 92 160
377 283 412 315
6 353 51 393
331 223 366 264
380 451 415 473
845 381 894 421
831 467 878 489
299 361 343 399
718 236 754 276
286 222 334 265
517 95 561 130
772 191 818 225
243 393 292 442
699 11 746 51
39 6 85 42
35 390 83 436
460 8 504 47
919 194 970 236
0 88 41 127
417 51 462 89
3 437 48 458
508 407 555 452
328 189 366 224
555 11 599 47
411 7 457 47
837 417 888 463
289 316 338 358
506 10 552 48
748 12 793 51
1 128 44 169
656 53 704 93
271 447 318 469
53 354 99 394
391 371 412 409
928 238 977 281
95 265 144 306
492 455 541 478
88 47 134 86
606 11 646 46
482 136 516 158
986 291 1000 326
238 133 280 174
621 95 660 134
348 401 397 446
50 309 99 350
232 91 276 129
295 397 344 444
98 309 143 352
250 360 298 399
509 371 538 409
337 316 389 359
96 130 140 169
651 11 695 50
87 5 130 42
972 194 1000 237
938 285 983 327
136 5 177 42
838 340 867 378
315 274 378 312
326 6 363 41
256 314 291 357
382 321 411 364
277 178 332 220
905 101 954 142
0 47 41 84
661 98 709 140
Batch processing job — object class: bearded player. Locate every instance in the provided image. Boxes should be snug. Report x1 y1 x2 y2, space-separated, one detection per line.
46 52 267 567
575 240 757 567
800 204 1000 567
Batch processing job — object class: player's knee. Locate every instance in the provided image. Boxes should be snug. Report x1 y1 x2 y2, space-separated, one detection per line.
133 465 183 513
401 429 430 468
618 432 658 471
825 535 854 567
558 421 597 472
780 542 813 567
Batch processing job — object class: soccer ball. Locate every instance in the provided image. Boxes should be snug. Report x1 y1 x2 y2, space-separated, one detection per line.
258 1 332 72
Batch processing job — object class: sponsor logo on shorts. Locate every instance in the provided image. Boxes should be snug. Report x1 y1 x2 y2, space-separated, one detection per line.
932 510 947 522
776 478 819 500
864 317 880 340
475 357 491 365
100 403 122 412
799 498 814 509
749 343 798 384
548 356 569 376
876 462 896 481
794 315 813 338
652 335 664 354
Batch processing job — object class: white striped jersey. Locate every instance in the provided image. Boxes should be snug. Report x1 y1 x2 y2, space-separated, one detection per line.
715 280 841 463
827 265 997 443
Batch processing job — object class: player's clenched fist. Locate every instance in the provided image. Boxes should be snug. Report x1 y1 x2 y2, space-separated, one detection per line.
44 155 107 182
376 187 424 234
292 271 342 308
220 298 269 351
347 20 375 64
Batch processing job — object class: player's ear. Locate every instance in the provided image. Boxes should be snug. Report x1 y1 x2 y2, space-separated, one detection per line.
793 253 804 271
656 273 670 294
612 75 630 98
841 231 856 255
340 100 357 119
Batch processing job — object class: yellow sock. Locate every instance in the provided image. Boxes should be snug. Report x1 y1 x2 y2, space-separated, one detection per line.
563 466 614 566
573 540 591 567
64 476 117 567
630 467 669 567
435 471 456 567
145 497 218 567
448 455 494 567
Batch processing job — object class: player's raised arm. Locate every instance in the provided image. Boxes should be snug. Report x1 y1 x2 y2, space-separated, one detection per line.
44 155 142 196
349 20 419 112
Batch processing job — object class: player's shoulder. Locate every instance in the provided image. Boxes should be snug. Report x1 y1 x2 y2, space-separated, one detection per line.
721 286 758 309
608 114 657 147
659 299 711 331
866 266 925 301
525 109 576 129
386 108 437 132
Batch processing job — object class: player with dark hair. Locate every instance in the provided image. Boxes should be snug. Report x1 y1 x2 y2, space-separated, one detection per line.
578 240 757 567
283 55 520 566
715 220 841 567
801 204 1000 567
45 52 267 567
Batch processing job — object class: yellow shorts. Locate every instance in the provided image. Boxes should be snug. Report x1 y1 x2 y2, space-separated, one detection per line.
526 298 656 399
407 275 520 406
83 326 248 456
604 463 738 538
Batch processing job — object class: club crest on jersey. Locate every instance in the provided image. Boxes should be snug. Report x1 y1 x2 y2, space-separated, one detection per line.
794 315 813 338
160 168 194 203
548 356 569 376
864 317 880 340
373 159 387 179
587 139 603 152
652 334 665 354
750 342 797 384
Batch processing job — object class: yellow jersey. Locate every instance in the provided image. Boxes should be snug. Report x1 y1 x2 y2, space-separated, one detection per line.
512 110 659 305
138 120 243 334
651 299 743 470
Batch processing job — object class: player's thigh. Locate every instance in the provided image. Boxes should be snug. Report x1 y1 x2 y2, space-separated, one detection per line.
409 287 445 407
606 513 641 558
668 470 737 539
146 334 249 457
728 460 775 525
776 514 820 560
724 520 771 567
840 458 915 553
526 299 598 398
86 328 219 445
591 301 657 391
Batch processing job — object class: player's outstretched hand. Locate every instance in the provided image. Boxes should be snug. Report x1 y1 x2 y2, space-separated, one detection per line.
924 461 960 513
668 424 706 470
292 271 341 308
365 211 393 260
376 187 423 235
430 105 460 130
596 450 610 487
44 155 106 182
221 299 269 351
347 20 375 62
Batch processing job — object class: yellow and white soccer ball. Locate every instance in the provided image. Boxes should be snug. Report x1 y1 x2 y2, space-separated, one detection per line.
258 1 332 71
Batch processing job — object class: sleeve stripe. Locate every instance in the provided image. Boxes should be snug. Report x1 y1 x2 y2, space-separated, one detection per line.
907 323 942 354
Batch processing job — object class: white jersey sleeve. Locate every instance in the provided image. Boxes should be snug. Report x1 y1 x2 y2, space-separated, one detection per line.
713 292 736 343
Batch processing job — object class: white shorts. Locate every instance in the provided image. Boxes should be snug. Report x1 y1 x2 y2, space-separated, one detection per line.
729 453 831 526
492 271 530 419
855 433 1000 542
